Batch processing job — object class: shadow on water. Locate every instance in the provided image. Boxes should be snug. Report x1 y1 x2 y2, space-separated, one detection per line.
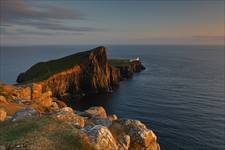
68 93 113 112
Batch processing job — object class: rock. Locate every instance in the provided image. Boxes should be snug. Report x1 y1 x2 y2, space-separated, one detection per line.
52 98 67 108
51 102 59 110
117 119 159 150
0 84 31 100
90 117 112 127
0 145 6 150
0 108 7 121
118 135 130 150
81 125 118 150
40 98 53 108
108 114 118 121
0 96 8 104
12 99 31 105
55 107 84 128
19 86 31 100
84 106 107 118
11 108 38 122
41 91 52 99
35 91 53 107
109 59 145 79
31 84 42 99
15 47 144 99
60 107 74 113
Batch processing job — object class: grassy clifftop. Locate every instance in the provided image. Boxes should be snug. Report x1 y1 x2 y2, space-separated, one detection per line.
16 49 92 84
108 59 130 67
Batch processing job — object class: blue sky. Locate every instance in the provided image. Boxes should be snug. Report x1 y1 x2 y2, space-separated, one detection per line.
0 0 224 45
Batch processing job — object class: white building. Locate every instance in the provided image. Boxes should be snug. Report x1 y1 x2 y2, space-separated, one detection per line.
129 57 140 62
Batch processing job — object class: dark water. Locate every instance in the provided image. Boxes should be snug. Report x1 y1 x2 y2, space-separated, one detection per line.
0 45 224 150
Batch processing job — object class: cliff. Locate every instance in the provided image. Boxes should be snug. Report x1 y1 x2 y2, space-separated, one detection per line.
109 59 145 79
0 46 160 149
16 46 144 99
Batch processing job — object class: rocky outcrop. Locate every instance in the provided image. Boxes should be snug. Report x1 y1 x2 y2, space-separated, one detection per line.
84 106 107 118
0 84 67 119
11 107 38 122
118 134 130 150
117 61 145 79
114 119 160 150
16 47 121 99
55 107 85 128
0 105 160 150
81 125 118 150
15 46 144 100
0 108 7 121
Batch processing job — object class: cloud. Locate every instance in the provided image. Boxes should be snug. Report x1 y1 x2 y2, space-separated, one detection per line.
0 0 101 35
192 36 225 41
1 29 84 36
1 0 83 24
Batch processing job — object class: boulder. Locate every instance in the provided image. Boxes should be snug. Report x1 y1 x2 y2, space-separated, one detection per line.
11 108 38 122
40 98 53 108
84 106 107 118
0 96 8 104
0 108 7 121
118 135 130 150
55 107 84 128
51 102 59 110
117 119 159 150
108 114 118 121
90 117 112 127
61 107 74 113
81 125 118 150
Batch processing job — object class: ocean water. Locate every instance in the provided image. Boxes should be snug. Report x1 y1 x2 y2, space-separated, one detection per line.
0 45 224 149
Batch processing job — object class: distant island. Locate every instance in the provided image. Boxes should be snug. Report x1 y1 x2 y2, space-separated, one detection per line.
0 46 160 150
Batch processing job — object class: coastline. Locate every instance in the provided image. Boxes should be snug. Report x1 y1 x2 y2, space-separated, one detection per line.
0 46 160 150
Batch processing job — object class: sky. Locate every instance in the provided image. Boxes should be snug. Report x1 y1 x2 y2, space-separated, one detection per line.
0 0 224 45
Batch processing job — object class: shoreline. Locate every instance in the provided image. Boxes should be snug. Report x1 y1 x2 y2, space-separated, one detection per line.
0 46 160 150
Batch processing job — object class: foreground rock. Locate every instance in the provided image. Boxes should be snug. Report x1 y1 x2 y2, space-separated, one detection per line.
84 106 107 118
11 107 38 122
116 119 160 150
55 107 85 128
81 125 118 150
0 106 160 150
0 108 7 121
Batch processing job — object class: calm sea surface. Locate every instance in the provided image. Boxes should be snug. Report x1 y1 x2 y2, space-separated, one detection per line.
0 45 224 149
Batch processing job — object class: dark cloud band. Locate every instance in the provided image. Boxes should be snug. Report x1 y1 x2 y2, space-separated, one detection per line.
0 0 101 35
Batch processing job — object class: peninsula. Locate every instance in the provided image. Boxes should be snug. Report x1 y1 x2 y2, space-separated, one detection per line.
0 46 160 150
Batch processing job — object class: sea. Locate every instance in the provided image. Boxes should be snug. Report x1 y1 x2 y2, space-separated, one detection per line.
0 45 224 150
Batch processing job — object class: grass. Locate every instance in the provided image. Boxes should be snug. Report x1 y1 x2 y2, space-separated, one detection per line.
108 59 130 67
0 117 50 143
0 116 95 150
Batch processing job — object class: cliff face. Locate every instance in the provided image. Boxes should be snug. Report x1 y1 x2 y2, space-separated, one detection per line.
117 61 145 79
39 47 120 98
16 46 143 99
